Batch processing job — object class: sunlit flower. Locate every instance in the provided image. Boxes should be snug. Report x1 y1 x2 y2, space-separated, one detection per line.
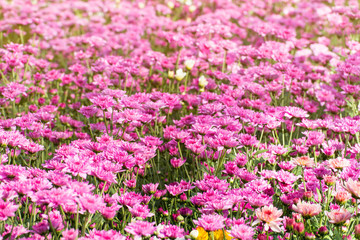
291 156 314 168
343 178 360 199
326 208 352 225
252 205 283 232
292 201 322 218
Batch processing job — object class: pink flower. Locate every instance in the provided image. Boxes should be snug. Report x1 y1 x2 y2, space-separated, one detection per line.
128 204 154 219
291 156 315 168
343 178 360 199
230 224 254 240
170 158 186 168
193 214 226 231
61 229 78 240
0 199 18 220
125 221 156 238
49 210 64 231
79 194 106 214
157 224 185 239
252 205 283 232
292 201 322 218
142 183 159 194
100 204 121 220
328 157 350 170
326 208 352 225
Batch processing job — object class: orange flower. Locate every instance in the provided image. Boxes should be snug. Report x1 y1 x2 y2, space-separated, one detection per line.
326 208 352 225
292 201 321 218
252 205 283 232
193 227 231 240
343 178 360 199
291 156 314 168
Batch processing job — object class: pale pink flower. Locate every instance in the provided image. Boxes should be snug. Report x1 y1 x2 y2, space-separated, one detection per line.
292 201 322 218
343 178 360 199
326 208 352 225
252 205 283 232
328 157 350 170
230 224 254 240
291 156 314 168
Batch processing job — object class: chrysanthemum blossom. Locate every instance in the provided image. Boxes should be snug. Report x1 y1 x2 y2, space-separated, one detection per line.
0 199 18 221
343 178 360 199
230 224 254 240
193 214 226 232
125 221 156 238
328 157 350 170
292 201 322 218
326 208 352 225
252 205 283 232
291 156 314 168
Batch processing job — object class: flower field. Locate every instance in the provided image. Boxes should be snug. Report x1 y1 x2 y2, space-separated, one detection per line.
0 0 360 239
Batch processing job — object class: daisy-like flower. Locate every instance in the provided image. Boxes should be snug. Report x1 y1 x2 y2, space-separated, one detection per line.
343 178 360 199
292 201 322 219
326 208 352 225
252 205 283 232
291 156 314 168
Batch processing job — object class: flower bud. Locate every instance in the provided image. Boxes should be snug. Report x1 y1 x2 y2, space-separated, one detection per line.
303 191 313 201
305 232 315 240
318 226 328 236
324 175 336 186
168 70 174 79
257 234 268 240
167 1 174 9
189 5 196 12
176 215 184 222
294 222 305 235
180 193 187 201
285 218 295 231
355 224 360 239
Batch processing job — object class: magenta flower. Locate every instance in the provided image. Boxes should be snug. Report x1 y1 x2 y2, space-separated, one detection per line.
0 199 18 221
125 221 156 238
193 214 226 231
79 194 106 214
157 224 185 239
170 158 186 168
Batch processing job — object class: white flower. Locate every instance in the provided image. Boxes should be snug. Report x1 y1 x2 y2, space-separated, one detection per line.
168 70 174 79
184 59 195 70
189 229 199 239
175 69 186 81
198 75 208 88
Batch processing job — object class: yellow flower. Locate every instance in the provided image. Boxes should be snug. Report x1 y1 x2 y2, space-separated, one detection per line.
195 227 232 240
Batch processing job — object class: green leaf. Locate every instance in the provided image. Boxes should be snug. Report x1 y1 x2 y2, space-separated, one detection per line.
253 149 268 156
316 187 322 203
199 165 210 174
